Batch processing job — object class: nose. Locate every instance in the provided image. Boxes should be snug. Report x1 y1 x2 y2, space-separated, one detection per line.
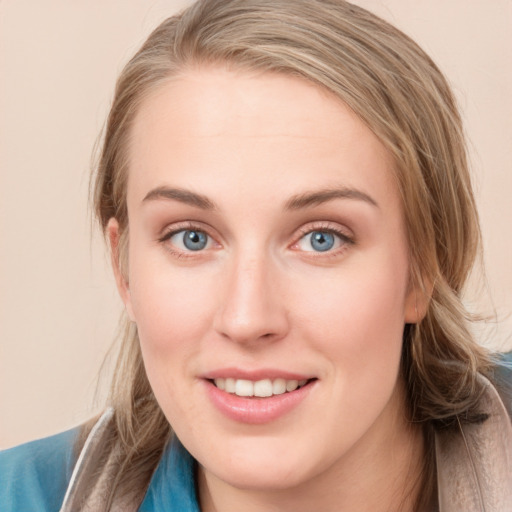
213 253 289 345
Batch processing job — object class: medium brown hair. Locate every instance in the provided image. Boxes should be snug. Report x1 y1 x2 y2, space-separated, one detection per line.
89 0 492 507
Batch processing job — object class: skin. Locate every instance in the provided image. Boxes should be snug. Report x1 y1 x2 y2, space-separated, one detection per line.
109 65 427 512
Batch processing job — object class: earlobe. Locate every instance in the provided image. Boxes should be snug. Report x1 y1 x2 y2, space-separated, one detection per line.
404 277 431 324
107 218 136 322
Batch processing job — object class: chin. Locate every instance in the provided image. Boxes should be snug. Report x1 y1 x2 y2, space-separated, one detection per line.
199 438 323 492
215 464 310 492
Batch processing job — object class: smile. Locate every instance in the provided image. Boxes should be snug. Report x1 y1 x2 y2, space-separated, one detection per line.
205 375 317 424
213 378 309 397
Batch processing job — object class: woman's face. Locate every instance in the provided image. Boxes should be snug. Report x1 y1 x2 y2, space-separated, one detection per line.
112 66 422 494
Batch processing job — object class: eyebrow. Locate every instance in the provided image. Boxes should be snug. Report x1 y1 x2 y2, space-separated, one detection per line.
285 187 379 210
142 185 378 211
143 186 217 210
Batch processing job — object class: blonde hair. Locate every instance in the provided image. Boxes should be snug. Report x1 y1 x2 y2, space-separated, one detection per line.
89 0 492 507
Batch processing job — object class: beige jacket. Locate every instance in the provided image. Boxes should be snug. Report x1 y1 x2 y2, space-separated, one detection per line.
60 376 512 511
435 376 512 510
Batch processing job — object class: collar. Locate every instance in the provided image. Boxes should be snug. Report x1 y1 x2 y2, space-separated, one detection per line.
139 436 200 512
435 375 512 511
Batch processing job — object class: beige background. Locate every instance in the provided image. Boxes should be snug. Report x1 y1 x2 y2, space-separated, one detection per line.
1 0 511 449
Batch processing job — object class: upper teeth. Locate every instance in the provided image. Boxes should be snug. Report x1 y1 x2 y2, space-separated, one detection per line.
214 378 308 397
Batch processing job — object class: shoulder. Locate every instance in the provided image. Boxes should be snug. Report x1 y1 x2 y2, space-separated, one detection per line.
0 428 79 512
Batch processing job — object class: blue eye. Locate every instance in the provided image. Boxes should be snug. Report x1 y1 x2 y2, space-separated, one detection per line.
310 231 335 251
169 229 210 251
297 230 342 252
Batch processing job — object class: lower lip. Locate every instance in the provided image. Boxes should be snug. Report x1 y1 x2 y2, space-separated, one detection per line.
204 380 315 424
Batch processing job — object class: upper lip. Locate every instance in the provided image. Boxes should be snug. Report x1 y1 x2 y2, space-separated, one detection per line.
201 367 314 381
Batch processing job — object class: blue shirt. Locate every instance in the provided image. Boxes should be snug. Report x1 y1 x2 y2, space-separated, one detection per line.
0 429 200 512
0 429 76 512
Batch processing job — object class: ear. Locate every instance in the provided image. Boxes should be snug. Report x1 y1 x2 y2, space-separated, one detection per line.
404 275 431 324
107 218 135 322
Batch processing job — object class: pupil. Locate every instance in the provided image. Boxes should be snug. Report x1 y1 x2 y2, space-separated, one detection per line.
311 231 334 252
183 230 207 251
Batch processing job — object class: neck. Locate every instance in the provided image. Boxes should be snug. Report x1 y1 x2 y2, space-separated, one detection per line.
198 386 427 512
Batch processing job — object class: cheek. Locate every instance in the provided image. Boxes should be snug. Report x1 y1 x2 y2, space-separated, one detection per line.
303 254 407 338
128 244 216 346
297 252 408 392
127 264 219 434
126 245 218 400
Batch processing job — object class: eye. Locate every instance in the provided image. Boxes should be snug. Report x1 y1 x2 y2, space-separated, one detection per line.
296 230 345 252
168 229 212 251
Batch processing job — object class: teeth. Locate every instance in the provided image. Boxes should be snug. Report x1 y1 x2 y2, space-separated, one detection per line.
272 378 286 395
254 379 273 397
286 379 299 392
235 379 254 397
213 377 310 397
225 378 236 393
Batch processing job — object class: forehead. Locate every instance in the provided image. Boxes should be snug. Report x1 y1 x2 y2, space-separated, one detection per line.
126 66 398 211
130 65 385 145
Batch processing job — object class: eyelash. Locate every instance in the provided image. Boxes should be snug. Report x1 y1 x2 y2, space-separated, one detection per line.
158 221 217 259
291 222 354 257
158 221 354 259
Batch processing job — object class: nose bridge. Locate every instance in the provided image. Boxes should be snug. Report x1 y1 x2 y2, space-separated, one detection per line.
214 247 288 344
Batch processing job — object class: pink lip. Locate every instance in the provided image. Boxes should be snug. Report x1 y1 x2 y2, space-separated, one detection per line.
202 367 312 381
203 378 316 424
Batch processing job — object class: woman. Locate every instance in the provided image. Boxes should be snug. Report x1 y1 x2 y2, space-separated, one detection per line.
2 0 511 510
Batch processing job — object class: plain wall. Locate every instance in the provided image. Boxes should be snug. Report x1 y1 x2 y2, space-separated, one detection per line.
1 0 511 449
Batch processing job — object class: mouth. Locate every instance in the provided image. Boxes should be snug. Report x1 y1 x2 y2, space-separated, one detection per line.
202 369 318 423
210 377 314 398
204 375 317 423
